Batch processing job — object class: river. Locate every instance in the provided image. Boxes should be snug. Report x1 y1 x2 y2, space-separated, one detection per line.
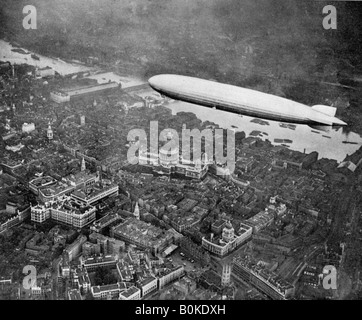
138 91 362 163
167 101 362 162
1 39 361 162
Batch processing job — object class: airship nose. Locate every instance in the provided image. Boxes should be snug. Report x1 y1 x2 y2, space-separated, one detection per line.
148 75 158 88
148 75 167 90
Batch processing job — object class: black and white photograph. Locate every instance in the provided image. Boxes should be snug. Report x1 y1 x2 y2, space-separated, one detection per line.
0 0 362 308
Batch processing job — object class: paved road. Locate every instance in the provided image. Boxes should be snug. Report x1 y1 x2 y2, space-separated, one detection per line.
51 257 62 300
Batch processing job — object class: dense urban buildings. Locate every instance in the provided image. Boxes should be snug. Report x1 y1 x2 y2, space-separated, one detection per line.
232 256 295 300
31 196 97 228
202 221 252 257
1 8 362 302
111 217 174 255
50 82 120 103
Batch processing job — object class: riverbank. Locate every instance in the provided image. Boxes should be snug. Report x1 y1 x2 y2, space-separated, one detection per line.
1 38 362 162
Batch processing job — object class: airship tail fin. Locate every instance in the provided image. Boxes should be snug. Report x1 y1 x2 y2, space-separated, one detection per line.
311 105 337 117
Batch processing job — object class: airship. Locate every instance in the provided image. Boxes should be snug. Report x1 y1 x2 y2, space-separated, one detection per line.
148 74 347 127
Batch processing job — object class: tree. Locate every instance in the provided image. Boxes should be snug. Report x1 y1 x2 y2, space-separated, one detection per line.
94 267 117 286
85 291 94 300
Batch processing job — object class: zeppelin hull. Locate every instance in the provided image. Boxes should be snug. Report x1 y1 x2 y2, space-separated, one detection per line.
157 87 316 125
148 74 347 127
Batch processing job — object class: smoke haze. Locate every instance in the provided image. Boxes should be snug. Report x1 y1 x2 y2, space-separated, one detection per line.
1 0 361 101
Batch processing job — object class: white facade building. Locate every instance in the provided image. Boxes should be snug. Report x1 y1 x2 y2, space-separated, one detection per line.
22 123 35 133
202 221 252 257
119 286 141 300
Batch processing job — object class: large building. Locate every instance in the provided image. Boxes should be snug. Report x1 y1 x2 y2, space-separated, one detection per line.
30 172 118 228
158 265 185 289
22 123 35 133
119 286 141 300
30 203 51 223
50 91 70 103
31 196 96 228
81 255 117 271
72 267 91 293
50 82 120 103
29 176 58 195
232 256 295 300
68 289 82 300
243 209 275 233
64 235 87 261
88 232 125 256
82 241 101 257
0 205 30 234
90 213 124 233
202 221 252 257
169 212 201 233
139 149 209 180
49 197 96 228
158 144 179 167
137 276 158 297
92 282 128 300
272 150 318 171
29 173 99 195
25 232 50 256
71 183 119 206
173 277 197 296
36 66 55 78
111 217 174 255
29 172 100 203
37 182 74 203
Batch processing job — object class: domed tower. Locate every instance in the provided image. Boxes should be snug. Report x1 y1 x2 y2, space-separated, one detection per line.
222 220 235 243
159 130 179 166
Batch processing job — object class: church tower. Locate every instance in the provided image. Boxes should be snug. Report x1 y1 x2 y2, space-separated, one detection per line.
222 220 235 243
5 118 10 131
47 122 53 140
133 201 140 220
221 263 231 286
81 157 86 172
